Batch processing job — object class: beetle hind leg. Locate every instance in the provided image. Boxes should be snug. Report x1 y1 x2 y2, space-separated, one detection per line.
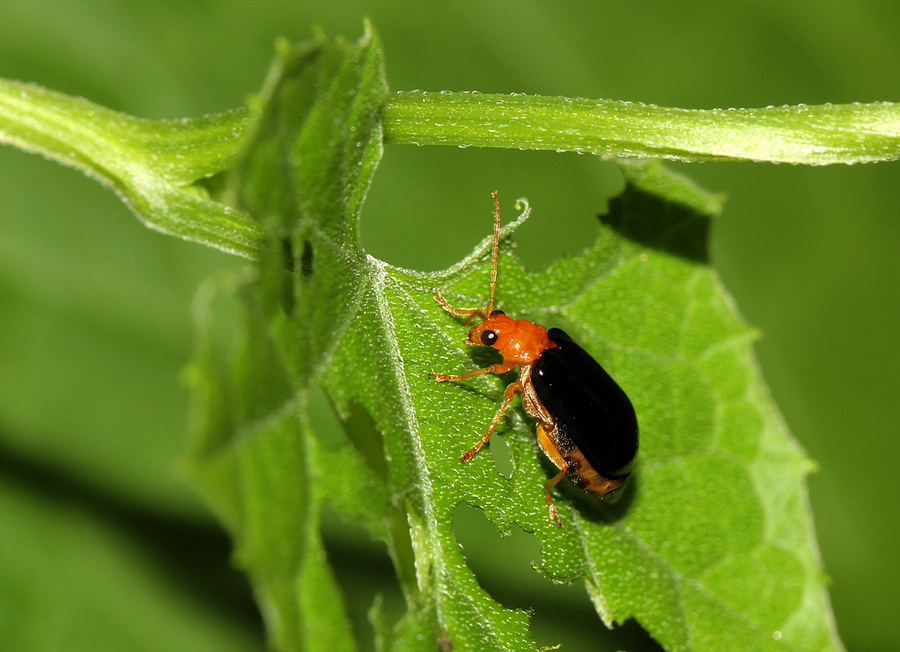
543 470 565 526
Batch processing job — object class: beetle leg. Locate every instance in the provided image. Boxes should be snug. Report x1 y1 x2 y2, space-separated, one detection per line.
429 361 515 383
433 290 486 323
543 470 566 526
460 380 521 462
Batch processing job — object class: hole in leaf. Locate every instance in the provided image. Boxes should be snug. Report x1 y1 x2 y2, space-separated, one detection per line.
300 239 314 278
308 389 389 484
307 386 348 448
452 503 544 609
282 237 295 274
600 163 712 264
486 428 512 479
321 506 405 652
452 504 663 651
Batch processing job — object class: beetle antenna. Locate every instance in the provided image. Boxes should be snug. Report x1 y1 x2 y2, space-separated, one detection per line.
487 190 500 314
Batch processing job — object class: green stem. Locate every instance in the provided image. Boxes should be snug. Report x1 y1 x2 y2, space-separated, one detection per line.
2 80 899 260
383 91 900 164
0 79 262 258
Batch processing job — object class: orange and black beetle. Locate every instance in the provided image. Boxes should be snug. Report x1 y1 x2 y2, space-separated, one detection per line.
431 192 638 524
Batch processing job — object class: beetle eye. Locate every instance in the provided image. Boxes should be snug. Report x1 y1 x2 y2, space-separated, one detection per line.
481 330 498 346
489 310 505 317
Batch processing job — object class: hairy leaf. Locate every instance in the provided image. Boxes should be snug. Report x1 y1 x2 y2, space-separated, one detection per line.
183 26 841 651
185 24 388 652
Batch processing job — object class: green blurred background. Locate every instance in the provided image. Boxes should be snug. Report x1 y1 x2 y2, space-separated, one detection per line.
1 1 898 650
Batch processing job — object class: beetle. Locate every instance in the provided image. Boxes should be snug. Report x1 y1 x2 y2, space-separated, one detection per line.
430 192 638 524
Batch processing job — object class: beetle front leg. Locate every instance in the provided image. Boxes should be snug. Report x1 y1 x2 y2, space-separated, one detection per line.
433 290 486 323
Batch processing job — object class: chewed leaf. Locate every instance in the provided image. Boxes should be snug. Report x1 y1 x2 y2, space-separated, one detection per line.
315 162 841 650
181 24 841 652
185 24 388 652
522 162 838 651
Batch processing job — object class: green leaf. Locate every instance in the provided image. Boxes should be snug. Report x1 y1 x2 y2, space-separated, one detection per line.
1 19 837 652
0 8 897 649
182 22 841 647
185 24 388 652
316 158 841 651
567 162 838 651
178 19 842 651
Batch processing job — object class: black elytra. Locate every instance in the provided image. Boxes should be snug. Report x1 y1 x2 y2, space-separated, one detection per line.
531 328 639 482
